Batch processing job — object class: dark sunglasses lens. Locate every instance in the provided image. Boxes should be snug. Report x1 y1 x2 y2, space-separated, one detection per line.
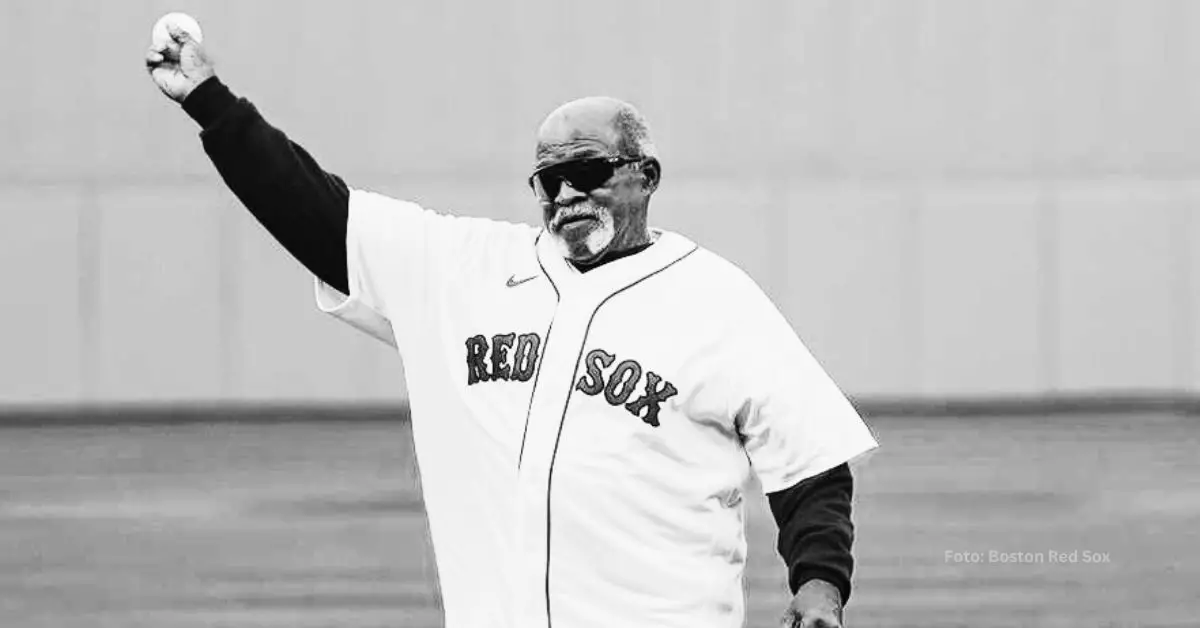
560 160 615 192
533 159 617 199
532 172 562 199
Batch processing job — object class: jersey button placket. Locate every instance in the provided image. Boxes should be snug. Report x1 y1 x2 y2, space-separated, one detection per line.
515 283 597 628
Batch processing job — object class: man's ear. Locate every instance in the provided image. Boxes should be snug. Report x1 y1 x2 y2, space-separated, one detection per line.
641 158 662 193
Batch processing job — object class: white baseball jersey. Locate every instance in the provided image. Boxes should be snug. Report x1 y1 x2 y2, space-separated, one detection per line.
315 189 878 628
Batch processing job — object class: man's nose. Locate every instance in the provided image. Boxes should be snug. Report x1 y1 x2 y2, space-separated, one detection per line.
555 180 586 204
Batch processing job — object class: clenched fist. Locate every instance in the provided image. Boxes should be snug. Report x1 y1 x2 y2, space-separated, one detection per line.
781 579 845 628
145 23 215 103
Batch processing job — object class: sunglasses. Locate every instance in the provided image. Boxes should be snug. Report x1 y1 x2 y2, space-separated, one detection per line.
528 156 643 201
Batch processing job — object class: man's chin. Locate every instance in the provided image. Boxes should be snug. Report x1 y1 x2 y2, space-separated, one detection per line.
553 232 610 265
564 241 604 262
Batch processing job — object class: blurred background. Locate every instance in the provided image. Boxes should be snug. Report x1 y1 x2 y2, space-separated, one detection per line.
1 1 1198 626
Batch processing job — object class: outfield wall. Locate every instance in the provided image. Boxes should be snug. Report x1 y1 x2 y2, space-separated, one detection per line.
1 1 1196 403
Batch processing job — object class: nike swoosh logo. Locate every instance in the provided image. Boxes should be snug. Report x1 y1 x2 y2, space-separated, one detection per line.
506 274 538 288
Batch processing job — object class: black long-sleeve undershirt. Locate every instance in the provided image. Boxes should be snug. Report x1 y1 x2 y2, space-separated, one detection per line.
768 463 856 604
182 77 351 295
179 77 857 605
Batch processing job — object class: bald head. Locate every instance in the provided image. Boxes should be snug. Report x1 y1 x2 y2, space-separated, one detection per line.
535 96 658 167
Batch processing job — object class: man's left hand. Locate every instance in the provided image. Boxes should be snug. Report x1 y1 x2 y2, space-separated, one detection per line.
780 579 844 628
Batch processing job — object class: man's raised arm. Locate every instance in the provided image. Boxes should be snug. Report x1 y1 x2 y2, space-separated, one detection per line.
145 23 351 295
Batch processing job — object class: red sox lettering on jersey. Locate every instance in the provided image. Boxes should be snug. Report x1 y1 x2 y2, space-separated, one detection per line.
316 190 878 628
465 334 679 427
464 333 541 384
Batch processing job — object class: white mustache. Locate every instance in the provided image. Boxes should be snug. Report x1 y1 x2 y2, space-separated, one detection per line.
552 208 601 230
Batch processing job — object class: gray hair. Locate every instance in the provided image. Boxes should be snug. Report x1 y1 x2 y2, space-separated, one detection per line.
612 104 659 160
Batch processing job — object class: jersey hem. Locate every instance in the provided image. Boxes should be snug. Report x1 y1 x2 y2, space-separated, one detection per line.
758 440 879 495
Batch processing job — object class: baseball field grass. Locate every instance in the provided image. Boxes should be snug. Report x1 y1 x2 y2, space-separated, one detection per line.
0 411 1195 627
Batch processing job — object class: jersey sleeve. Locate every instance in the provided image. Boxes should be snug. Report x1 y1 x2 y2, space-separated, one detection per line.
730 284 879 494
313 190 400 347
315 188 532 352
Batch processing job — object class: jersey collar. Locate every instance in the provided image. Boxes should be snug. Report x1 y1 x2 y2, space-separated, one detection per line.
535 228 697 299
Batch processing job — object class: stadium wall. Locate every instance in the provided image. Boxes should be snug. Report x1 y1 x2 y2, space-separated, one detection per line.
1 1 1196 405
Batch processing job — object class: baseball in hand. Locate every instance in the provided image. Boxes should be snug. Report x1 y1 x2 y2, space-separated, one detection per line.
151 12 203 48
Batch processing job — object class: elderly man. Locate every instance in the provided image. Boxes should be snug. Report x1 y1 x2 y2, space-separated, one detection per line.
146 23 877 628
